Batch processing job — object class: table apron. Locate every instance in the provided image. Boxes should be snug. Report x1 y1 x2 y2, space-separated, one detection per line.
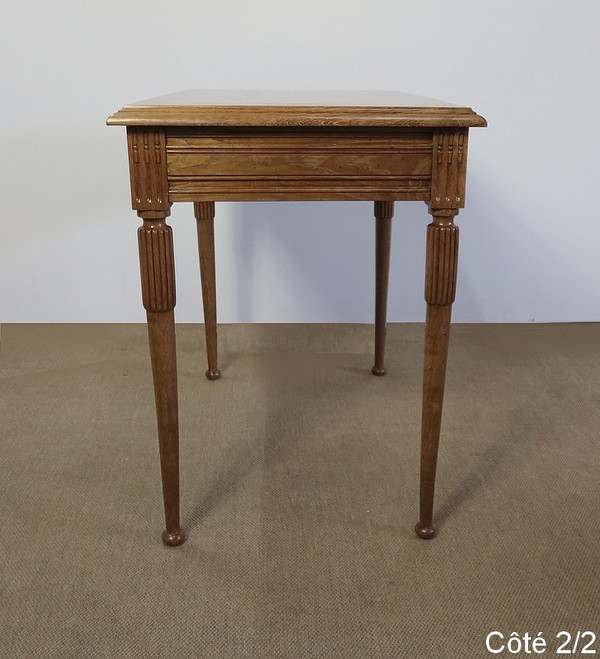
165 129 434 202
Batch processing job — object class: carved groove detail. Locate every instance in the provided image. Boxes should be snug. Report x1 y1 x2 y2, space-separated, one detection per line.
425 221 459 306
132 134 140 164
127 128 170 213
431 130 468 209
168 177 430 202
138 222 176 312
143 132 150 164
457 133 465 164
154 132 162 164
374 200 394 219
193 201 215 221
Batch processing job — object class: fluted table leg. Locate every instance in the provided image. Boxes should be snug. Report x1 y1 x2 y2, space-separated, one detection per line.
372 201 394 376
415 209 459 539
138 214 185 546
194 201 220 380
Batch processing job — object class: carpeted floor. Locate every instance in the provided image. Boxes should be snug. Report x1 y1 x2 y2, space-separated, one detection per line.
1 322 599 658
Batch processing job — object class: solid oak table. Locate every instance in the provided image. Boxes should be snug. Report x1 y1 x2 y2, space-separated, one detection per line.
107 90 486 546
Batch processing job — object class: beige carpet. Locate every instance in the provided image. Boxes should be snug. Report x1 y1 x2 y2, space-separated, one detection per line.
1 323 599 658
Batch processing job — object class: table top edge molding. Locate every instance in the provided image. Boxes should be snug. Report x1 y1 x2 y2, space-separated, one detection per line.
107 105 487 128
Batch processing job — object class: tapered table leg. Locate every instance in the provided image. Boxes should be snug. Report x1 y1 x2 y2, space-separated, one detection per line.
372 201 394 376
415 209 459 539
138 215 185 546
194 201 220 380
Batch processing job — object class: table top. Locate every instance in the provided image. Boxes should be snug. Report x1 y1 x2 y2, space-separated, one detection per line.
107 90 486 128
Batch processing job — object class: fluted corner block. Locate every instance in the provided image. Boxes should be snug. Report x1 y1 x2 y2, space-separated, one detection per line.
430 130 468 209
138 219 176 312
127 128 170 213
424 211 459 306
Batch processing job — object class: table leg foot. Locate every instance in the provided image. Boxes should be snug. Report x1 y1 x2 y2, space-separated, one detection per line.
162 528 186 546
371 365 386 376
414 522 438 539
205 368 221 380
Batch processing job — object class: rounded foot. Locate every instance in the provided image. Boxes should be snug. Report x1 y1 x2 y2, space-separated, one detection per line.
371 365 386 376
414 522 438 540
161 528 186 546
205 369 221 380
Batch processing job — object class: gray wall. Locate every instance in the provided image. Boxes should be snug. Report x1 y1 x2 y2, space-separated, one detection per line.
1 0 598 323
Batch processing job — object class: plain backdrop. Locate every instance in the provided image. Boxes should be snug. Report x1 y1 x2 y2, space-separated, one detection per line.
1 0 599 323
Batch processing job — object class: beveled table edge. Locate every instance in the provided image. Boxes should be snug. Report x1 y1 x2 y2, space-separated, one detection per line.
106 105 487 128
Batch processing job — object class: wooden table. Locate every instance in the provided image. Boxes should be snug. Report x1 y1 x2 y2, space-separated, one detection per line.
107 90 486 546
